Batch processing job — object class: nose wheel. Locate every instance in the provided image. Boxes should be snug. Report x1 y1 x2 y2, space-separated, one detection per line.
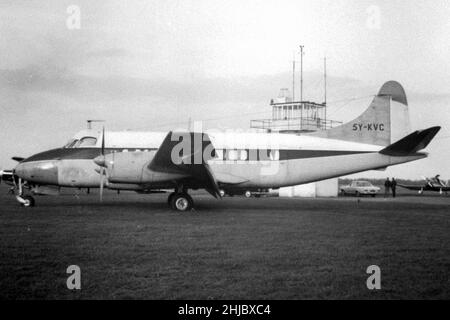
15 194 35 207
20 195 35 207
168 192 194 211
13 177 35 207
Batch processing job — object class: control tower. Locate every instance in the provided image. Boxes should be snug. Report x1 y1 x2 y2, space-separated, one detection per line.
250 48 341 197
250 88 341 133
250 47 341 134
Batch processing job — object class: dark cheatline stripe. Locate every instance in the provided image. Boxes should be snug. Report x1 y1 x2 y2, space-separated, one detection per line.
23 147 373 162
278 149 372 160
22 148 157 162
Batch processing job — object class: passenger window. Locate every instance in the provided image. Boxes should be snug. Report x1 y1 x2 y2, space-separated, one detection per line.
270 150 280 161
216 149 224 160
227 150 238 161
240 150 248 161
258 149 271 161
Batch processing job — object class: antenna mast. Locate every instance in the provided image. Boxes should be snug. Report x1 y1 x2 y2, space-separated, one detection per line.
292 51 296 101
324 56 327 121
86 120 105 130
299 45 304 102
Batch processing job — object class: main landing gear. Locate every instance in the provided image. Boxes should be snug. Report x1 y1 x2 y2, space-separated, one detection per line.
168 191 194 212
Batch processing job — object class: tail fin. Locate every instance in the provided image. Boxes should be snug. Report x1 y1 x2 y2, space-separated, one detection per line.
379 126 441 156
309 81 410 146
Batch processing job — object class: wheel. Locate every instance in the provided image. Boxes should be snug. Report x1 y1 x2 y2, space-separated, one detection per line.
355 191 360 197
244 191 252 198
170 193 193 212
219 189 226 197
22 195 35 207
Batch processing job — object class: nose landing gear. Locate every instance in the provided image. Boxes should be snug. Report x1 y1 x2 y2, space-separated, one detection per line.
16 195 35 207
13 177 35 207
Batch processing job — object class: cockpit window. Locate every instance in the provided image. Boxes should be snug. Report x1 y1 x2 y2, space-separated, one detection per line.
64 137 97 148
64 139 78 148
76 137 97 147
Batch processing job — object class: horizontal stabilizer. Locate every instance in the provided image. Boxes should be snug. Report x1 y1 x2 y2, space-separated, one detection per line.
12 157 25 162
379 126 441 156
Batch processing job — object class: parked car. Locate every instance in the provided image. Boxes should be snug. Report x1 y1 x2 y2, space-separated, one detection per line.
340 181 380 197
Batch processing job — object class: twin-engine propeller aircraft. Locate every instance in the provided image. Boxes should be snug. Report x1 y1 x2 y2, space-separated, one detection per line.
4 81 441 211
398 175 450 195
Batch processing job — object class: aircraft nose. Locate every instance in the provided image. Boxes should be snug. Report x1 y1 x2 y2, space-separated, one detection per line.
14 161 59 185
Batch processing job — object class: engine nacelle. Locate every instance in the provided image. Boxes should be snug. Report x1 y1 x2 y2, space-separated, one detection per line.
105 151 152 183
104 151 187 184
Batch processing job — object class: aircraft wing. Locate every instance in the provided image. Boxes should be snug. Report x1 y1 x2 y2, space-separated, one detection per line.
148 131 222 198
397 184 426 191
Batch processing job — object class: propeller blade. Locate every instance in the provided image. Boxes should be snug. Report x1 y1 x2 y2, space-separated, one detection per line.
101 126 105 156
99 167 104 202
94 126 107 202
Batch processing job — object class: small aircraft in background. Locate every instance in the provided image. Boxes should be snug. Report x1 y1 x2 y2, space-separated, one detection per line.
0 169 16 192
398 175 450 195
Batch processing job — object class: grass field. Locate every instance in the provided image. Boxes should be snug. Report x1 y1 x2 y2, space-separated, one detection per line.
0 185 449 299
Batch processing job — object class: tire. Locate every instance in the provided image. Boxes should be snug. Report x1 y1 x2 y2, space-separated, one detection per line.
355 191 360 197
244 191 252 198
167 192 175 205
371 194 376 198
22 195 35 207
219 190 226 197
170 193 193 212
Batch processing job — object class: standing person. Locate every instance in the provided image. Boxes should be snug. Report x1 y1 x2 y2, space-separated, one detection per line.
391 178 397 198
384 178 391 197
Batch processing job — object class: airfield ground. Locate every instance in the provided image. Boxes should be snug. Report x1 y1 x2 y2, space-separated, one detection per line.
0 185 449 299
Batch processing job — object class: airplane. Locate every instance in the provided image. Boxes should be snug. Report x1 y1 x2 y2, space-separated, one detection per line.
2 81 442 211
398 175 450 195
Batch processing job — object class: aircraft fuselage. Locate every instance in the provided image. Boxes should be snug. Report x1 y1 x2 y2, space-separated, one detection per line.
14 132 426 191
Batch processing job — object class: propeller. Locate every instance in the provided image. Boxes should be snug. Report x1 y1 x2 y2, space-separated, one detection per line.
94 127 107 202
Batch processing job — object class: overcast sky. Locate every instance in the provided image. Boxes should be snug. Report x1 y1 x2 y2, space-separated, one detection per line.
0 0 449 178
